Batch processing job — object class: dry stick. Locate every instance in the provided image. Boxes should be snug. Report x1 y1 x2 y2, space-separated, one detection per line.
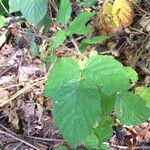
129 27 147 36
0 65 15 77
50 0 58 13
13 142 23 150
70 36 81 54
0 77 45 107
134 3 150 15
0 130 39 150
131 33 150 67
0 82 25 91
104 142 150 150
26 135 64 142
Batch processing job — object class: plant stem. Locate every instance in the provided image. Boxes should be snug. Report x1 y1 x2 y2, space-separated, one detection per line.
0 1 11 16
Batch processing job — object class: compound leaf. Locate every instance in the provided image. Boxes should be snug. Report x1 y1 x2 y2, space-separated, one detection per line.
44 57 101 148
53 80 100 147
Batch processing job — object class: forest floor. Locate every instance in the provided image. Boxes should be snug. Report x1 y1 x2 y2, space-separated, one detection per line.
0 0 150 150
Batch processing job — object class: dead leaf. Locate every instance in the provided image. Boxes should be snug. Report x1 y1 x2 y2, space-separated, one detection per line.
99 0 134 34
112 0 134 28
139 16 150 32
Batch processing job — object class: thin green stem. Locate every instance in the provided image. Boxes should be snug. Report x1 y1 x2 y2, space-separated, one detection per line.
0 1 11 16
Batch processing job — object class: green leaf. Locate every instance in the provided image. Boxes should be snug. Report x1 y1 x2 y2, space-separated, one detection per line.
44 57 80 98
46 54 57 63
135 86 150 108
124 66 138 87
101 93 116 117
26 29 39 56
0 15 5 28
44 57 101 148
56 0 71 25
48 30 67 51
19 0 48 25
80 35 110 52
53 80 100 148
67 12 95 36
9 0 20 12
55 146 67 150
97 144 109 150
37 13 51 33
115 92 150 125
84 132 99 149
79 0 97 7
83 56 130 95
94 116 113 144
0 0 9 15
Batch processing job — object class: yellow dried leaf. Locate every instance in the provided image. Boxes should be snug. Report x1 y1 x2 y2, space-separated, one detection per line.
99 0 134 34
112 0 134 27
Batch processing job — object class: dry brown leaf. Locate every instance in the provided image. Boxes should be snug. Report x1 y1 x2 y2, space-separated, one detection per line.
112 0 134 28
99 0 134 34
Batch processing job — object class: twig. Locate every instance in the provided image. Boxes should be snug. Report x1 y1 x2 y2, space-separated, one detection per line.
0 129 39 150
0 77 45 107
131 33 150 67
70 36 81 54
13 142 23 150
50 0 58 13
0 82 25 91
0 29 11 48
134 3 150 15
104 142 150 150
0 65 15 77
129 27 147 36
26 135 64 142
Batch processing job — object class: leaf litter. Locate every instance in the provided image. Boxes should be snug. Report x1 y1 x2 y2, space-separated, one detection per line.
0 0 150 149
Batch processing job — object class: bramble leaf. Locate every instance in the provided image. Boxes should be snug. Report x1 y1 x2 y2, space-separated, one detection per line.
19 0 48 25
45 57 101 148
55 146 67 150
0 15 5 28
44 58 79 99
84 132 99 149
9 0 21 12
67 12 95 36
37 13 51 33
48 30 67 51
94 116 113 143
99 0 134 34
135 87 150 108
80 35 110 52
124 66 138 87
56 0 72 25
83 55 130 95
115 92 150 125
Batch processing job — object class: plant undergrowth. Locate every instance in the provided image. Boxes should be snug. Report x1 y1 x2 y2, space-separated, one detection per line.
0 0 150 149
